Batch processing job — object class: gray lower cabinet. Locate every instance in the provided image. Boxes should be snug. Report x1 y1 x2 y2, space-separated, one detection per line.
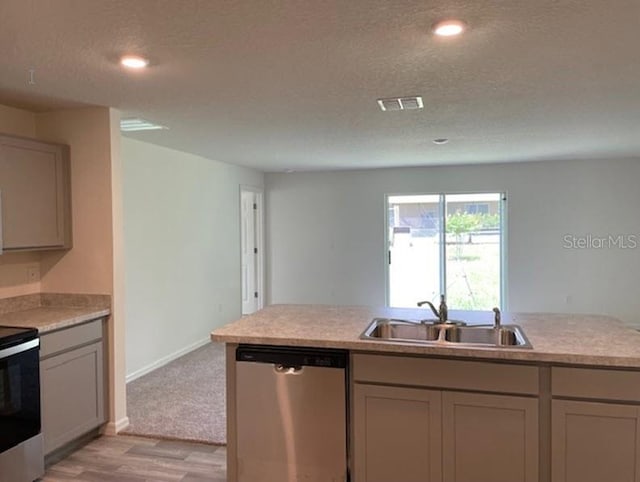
353 385 538 482
551 366 640 482
442 391 539 482
40 319 106 455
353 384 442 482
352 354 540 482
551 400 640 482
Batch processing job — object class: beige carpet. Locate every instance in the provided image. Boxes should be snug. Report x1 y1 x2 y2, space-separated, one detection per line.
123 342 227 445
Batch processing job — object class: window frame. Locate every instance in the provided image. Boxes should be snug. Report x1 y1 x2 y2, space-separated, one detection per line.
384 191 507 311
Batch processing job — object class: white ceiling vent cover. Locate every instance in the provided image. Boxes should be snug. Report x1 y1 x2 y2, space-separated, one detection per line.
120 118 168 132
377 96 424 112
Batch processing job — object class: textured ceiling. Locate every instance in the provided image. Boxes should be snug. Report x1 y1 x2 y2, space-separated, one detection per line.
0 1 639 171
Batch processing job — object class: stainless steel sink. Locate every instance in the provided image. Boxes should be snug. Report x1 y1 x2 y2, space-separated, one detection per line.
443 325 531 347
365 319 441 342
361 318 532 348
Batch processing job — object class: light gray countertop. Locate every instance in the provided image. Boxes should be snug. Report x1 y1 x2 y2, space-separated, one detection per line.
0 293 110 333
0 306 111 333
211 304 640 368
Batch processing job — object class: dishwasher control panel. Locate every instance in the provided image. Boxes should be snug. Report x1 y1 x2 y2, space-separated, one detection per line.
236 344 348 368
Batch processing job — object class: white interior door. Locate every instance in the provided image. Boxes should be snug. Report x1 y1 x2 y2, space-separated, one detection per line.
241 190 259 314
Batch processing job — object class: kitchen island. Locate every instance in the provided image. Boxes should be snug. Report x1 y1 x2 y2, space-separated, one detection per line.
212 304 640 482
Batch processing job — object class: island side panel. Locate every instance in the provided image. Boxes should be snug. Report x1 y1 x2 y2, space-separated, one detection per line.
539 366 552 482
226 343 238 482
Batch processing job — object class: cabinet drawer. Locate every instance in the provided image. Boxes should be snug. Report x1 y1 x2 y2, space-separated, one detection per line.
353 353 539 395
40 319 104 358
552 367 640 402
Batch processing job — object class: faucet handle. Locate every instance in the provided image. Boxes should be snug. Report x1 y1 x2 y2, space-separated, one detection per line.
492 307 501 327
434 295 448 323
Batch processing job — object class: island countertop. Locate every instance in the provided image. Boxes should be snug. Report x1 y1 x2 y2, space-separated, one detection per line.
211 304 640 368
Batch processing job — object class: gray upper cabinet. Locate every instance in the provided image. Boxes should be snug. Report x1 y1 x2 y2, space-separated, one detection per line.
0 134 71 252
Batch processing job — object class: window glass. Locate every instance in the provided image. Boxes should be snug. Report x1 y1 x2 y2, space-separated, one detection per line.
387 193 504 310
388 195 442 309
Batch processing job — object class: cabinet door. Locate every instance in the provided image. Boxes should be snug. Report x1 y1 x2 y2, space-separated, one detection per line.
0 135 70 250
552 400 640 482
353 384 442 482
40 342 105 454
442 392 538 482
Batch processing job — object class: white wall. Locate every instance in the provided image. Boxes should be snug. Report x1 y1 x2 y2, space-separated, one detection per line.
122 137 263 379
266 158 640 326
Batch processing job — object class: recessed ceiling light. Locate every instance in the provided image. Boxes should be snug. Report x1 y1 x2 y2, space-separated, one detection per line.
432 19 466 37
433 138 449 145
120 55 149 69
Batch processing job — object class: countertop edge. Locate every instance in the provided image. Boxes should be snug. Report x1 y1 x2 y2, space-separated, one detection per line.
0 306 111 334
38 308 112 334
210 332 640 369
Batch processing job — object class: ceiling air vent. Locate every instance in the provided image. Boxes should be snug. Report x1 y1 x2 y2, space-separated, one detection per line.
120 118 168 132
377 96 424 112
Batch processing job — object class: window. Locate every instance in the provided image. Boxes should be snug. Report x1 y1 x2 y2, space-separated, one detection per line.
387 193 505 310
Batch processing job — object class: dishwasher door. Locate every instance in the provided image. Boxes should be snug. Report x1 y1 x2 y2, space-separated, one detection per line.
235 345 348 482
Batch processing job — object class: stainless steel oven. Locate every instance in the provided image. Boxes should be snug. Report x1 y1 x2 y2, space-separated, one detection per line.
0 326 44 482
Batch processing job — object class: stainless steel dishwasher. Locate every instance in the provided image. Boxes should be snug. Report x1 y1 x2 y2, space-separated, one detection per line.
235 345 349 482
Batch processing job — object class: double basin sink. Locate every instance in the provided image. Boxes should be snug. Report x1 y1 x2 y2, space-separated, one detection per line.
361 318 532 348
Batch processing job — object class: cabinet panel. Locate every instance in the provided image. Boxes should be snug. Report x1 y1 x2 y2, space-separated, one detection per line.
552 400 640 482
353 354 539 395
40 342 105 454
443 392 538 482
353 384 442 482
0 134 70 250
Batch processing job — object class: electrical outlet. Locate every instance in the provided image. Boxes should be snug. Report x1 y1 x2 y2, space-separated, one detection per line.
26 265 40 282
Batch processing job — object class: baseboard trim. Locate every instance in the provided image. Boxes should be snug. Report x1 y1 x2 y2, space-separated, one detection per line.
102 417 130 435
125 337 211 383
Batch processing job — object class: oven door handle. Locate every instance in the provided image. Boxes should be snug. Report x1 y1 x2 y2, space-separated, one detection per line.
0 338 39 360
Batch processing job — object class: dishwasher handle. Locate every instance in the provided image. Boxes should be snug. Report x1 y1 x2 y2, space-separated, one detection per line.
274 364 303 374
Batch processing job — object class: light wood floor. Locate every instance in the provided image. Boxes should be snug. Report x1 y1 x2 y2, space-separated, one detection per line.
42 435 227 481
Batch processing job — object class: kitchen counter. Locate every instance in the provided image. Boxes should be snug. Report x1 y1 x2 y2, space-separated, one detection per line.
211 304 640 368
0 293 110 333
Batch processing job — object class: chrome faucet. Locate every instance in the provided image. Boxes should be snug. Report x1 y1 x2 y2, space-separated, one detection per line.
493 307 501 328
417 295 448 324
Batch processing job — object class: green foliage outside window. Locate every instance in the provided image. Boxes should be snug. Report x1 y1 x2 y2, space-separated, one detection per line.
446 212 500 235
